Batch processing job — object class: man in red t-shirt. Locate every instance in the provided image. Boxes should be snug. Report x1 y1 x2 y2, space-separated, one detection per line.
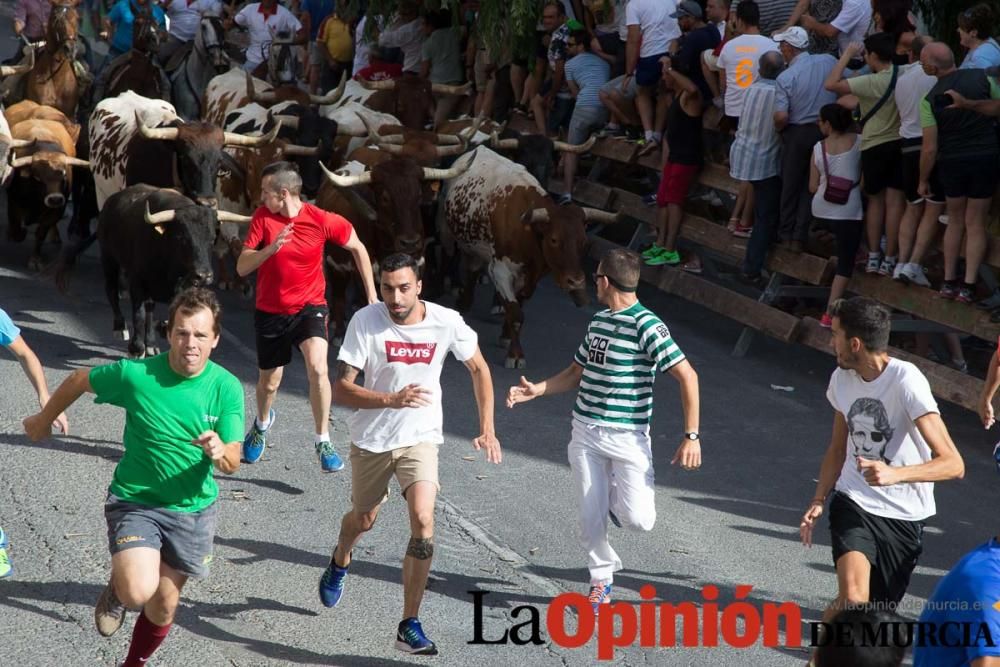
236 161 378 472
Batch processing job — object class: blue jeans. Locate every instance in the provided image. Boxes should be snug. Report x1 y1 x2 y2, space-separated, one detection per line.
741 175 783 276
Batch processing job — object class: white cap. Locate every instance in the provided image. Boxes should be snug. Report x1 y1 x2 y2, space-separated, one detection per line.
772 27 809 50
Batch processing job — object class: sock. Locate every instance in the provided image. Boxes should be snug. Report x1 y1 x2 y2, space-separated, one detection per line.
255 414 272 431
644 129 654 141
606 122 620 129
315 433 330 444
884 255 896 264
122 611 171 667
651 131 662 143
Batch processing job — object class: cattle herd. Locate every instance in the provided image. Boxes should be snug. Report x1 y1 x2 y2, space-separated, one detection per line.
0 2 622 368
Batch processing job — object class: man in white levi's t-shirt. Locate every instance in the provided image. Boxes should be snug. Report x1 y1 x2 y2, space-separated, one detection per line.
799 297 964 628
319 253 501 656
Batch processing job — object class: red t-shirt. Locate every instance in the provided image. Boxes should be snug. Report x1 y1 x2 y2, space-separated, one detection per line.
355 62 403 82
244 202 353 315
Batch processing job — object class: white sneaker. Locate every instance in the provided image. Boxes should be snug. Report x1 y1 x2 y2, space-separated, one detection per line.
899 263 932 287
865 253 881 274
878 256 897 276
892 262 906 280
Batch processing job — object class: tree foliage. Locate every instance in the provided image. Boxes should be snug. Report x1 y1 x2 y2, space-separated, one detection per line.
913 0 965 52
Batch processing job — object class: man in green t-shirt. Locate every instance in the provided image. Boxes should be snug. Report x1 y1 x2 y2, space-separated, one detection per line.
23 288 244 667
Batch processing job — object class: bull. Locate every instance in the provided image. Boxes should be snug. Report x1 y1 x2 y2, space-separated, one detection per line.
353 74 471 130
489 130 596 193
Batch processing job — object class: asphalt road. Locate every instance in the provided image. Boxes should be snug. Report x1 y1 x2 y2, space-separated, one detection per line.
3 7 1000 667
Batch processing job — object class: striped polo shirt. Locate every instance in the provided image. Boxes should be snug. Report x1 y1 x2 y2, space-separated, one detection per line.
572 302 685 429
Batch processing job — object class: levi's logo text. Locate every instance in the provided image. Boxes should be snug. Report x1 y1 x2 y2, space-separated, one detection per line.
468 586 997 660
385 341 437 364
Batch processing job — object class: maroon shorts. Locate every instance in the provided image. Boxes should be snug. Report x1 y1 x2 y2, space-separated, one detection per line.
656 162 700 207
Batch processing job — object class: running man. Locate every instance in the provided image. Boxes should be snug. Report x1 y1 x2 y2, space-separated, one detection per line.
800 297 965 624
318 253 501 655
1 305 69 578
236 161 377 472
506 247 702 612
22 288 243 667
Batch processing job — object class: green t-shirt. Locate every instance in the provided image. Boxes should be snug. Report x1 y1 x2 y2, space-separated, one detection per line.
90 354 244 512
847 66 901 151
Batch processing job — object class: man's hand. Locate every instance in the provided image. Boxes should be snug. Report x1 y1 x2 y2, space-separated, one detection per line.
473 431 502 464
390 384 433 409
506 376 542 408
799 500 824 547
917 180 931 199
621 73 632 93
843 41 863 60
980 397 996 430
193 431 226 460
857 457 901 486
268 223 295 254
23 412 53 442
671 439 701 470
944 88 968 109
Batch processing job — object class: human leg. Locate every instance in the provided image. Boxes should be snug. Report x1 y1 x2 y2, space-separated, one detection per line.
941 196 966 284
568 422 620 585
298 336 331 438
826 220 864 314
120 564 187 667
742 175 784 276
963 197 991 285
0 525 11 578
402 481 437 620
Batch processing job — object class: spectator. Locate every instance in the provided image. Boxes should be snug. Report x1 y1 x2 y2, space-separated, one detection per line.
825 33 904 277
872 0 916 66
643 57 703 269
700 0 732 109
810 104 863 328
815 608 907 667
14 0 52 43
352 14 372 77
735 0 798 37
315 5 354 92
597 71 639 137
919 42 1000 303
231 0 304 75
735 51 785 284
421 10 464 129
799 0 870 60
300 0 334 91
772 26 837 252
158 0 223 66
624 0 680 150
958 4 1000 71
781 0 842 55
378 1 424 75
354 45 403 82
583 0 626 75
708 0 730 39
529 3 574 137
892 35 940 288
558 28 611 205
102 0 167 60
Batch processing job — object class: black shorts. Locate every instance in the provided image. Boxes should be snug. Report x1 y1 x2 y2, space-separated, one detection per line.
937 155 1000 200
861 140 903 195
254 304 328 370
829 492 924 606
636 52 667 87
900 140 944 205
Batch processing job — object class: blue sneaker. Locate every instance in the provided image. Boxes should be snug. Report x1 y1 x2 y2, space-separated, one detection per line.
0 527 11 578
318 553 349 608
242 409 274 464
588 582 612 615
316 440 345 472
396 617 438 655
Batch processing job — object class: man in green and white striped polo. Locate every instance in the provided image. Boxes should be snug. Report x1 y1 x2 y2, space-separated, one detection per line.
507 247 702 613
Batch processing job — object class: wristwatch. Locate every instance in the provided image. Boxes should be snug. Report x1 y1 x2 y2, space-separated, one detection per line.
684 432 699 441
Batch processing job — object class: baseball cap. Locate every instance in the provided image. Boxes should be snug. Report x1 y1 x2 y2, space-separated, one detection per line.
772 27 809 50
670 0 703 20
566 18 585 31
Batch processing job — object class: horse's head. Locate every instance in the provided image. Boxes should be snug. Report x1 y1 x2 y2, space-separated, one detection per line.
197 15 230 73
132 5 165 54
266 30 299 86
48 1 79 56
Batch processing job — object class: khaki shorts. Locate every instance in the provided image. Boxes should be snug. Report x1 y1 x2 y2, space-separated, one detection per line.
350 442 440 513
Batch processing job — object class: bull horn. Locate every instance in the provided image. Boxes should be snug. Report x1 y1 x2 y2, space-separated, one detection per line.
136 112 179 141
436 133 463 146
282 143 321 157
245 71 277 104
64 157 91 169
356 113 404 145
553 135 597 154
216 210 253 224
309 70 346 105
376 143 404 155
521 208 549 224
272 114 300 130
422 152 474 181
145 203 177 225
0 49 33 76
10 154 34 168
457 116 483 142
434 143 468 158
336 183 378 222
336 123 368 137
582 207 623 224
9 138 35 149
490 131 518 150
358 78 396 91
431 81 472 96
319 161 372 187
223 120 281 147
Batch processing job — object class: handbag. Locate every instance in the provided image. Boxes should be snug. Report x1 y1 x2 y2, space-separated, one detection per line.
821 140 858 206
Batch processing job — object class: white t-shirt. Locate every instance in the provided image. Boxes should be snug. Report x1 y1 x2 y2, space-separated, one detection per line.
625 0 679 58
827 358 939 522
811 135 863 220
830 0 872 58
164 0 223 42
378 17 424 73
716 34 779 117
338 302 479 452
894 62 936 140
353 16 369 76
234 3 302 71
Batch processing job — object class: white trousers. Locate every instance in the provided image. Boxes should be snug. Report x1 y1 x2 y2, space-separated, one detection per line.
568 419 656 584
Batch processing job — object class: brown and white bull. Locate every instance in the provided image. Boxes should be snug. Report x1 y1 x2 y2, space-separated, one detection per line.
201 67 344 126
440 147 620 368
325 74 471 130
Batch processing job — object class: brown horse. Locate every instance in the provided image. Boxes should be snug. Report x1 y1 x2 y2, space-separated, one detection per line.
25 1 83 118
101 5 170 101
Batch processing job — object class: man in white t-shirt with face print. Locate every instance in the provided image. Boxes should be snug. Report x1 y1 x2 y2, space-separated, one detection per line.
318 253 502 656
799 297 964 632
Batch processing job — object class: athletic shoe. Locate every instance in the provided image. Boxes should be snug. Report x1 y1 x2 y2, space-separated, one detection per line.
892 262 906 281
865 253 881 274
731 224 753 239
95 580 127 637
819 313 833 328
318 555 349 608
878 256 897 277
315 440 345 472
938 282 957 300
642 192 657 207
646 249 681 267
637 138 660 157
588 582 612 615
596 124 624 138
976 290 1000 310
641 244 664 259
899 263 931 288
396 617 438 655
608 510 622 528
556 192 572 206
0 527 11 579
955 285 975 304
242 409 274 464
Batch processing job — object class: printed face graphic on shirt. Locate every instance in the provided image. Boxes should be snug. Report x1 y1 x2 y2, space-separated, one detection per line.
385 341 437 364
847 398 895 463
588 335 610 364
